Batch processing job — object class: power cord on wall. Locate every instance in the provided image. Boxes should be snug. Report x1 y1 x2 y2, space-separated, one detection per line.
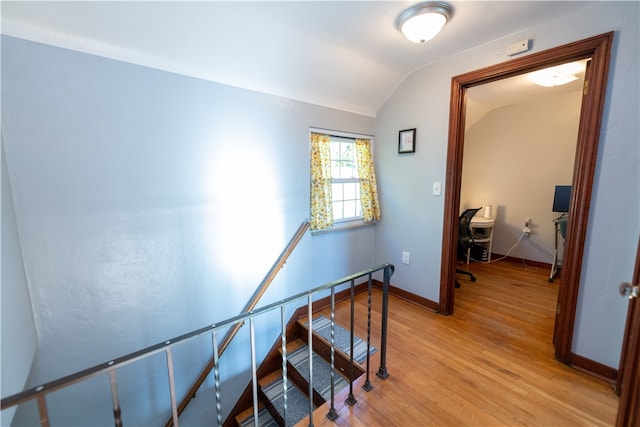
490 232 527 263
469 231 556 270
525 237 555 261
520 236 556 271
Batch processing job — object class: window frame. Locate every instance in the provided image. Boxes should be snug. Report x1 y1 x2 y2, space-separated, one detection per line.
309 128 376 234
330 136 363 223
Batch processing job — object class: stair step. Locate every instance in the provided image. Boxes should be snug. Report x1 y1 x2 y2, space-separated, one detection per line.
260 372 316 426
282 338 306 355
236 405 277 427
226 316 372 426
287 343 349 401
296 317 368 380
303 316 376 364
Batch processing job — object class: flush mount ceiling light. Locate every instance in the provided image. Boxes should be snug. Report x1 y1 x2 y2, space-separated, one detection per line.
397 2 453 44
528 61 585 87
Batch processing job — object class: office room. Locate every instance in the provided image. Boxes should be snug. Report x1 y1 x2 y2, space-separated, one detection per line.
459 65 582 270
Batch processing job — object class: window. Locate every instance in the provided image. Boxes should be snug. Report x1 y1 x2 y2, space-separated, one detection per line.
330 137 362 221
310 130 380 231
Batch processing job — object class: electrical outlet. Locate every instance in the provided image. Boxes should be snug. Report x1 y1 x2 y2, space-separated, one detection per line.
402 251 410 265
524 218 531 228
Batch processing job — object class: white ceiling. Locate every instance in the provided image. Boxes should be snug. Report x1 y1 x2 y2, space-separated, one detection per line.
1 1 595 117
465 60 587 128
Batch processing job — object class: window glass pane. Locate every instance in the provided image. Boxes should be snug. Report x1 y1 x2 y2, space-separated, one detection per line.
343 200 356 218
330 142 339 160
331 161 341 178
327 136 364 221
340 161 355 179
333 201 343 220
341 142 354 161
343 182 356 200
332 183 343 200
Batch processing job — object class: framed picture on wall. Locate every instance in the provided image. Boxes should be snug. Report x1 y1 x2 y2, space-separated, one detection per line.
398 128 416 153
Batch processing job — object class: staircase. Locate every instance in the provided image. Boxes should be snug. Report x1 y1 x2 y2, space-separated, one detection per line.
227 315 368 427
1 263 394 427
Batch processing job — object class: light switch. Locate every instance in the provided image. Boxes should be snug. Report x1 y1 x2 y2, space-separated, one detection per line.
432 182 442 196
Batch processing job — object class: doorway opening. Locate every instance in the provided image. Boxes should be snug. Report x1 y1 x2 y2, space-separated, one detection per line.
460 59 587 270
439 32 614 364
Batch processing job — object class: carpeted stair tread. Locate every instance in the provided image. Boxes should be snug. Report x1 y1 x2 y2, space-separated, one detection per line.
261 375 315 426
231 319 374 426
288 344 349 401
304 316 377 364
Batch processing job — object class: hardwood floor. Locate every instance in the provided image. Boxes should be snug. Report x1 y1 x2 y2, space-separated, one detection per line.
304 260 619 426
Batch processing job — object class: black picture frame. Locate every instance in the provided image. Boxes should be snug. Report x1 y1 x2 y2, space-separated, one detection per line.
398 128 416 153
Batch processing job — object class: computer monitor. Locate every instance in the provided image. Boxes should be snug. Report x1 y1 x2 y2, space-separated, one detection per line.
552 185 572 213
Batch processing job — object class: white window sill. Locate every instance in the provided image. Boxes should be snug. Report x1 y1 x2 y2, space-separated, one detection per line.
311 219 376 236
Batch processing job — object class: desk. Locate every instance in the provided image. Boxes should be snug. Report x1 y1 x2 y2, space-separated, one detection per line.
468 216 495 264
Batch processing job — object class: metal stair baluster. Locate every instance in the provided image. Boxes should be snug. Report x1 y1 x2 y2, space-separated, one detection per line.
211 331 222 427
345 279 357 406
307 295 314 427
165 346 179 427
326 287 338 421
281 305 288 426
363 273 373 392
108 369 123 427
249 318 259 427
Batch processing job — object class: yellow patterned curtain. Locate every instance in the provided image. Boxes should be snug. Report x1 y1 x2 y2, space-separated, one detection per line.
310 132 334 230
356 138 381 222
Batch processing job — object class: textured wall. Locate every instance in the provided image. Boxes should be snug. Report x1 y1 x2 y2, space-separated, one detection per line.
1 35 376 425
1 139 38 426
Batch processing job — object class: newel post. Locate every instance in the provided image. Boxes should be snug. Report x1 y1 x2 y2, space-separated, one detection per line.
376 264 393 379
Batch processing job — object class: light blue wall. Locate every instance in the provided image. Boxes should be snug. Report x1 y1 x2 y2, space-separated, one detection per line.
1 36 376 425
1 139 38 426
375 2 639 368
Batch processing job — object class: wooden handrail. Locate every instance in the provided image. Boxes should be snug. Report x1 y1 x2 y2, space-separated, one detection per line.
165 220 310 426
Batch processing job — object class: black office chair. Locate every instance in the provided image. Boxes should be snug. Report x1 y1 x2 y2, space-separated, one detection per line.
456 207 482 288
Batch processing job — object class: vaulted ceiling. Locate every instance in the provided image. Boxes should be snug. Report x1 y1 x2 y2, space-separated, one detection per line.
1 1 596 116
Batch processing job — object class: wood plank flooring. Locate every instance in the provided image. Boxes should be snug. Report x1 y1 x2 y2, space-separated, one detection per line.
303 260 619 426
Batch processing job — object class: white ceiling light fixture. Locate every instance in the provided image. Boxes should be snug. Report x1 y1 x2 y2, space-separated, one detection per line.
397 2 453 44
528 62 585 87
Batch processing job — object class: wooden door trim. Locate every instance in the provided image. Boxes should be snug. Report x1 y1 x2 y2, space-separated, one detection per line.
616 238 640 426
440 33 614 364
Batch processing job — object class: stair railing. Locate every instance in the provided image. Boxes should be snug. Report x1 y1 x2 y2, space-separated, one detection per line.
166 220 310 425
1 263 395 427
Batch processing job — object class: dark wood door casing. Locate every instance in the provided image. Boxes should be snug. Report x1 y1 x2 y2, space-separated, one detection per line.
615 238 640 427
440 32 614 364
